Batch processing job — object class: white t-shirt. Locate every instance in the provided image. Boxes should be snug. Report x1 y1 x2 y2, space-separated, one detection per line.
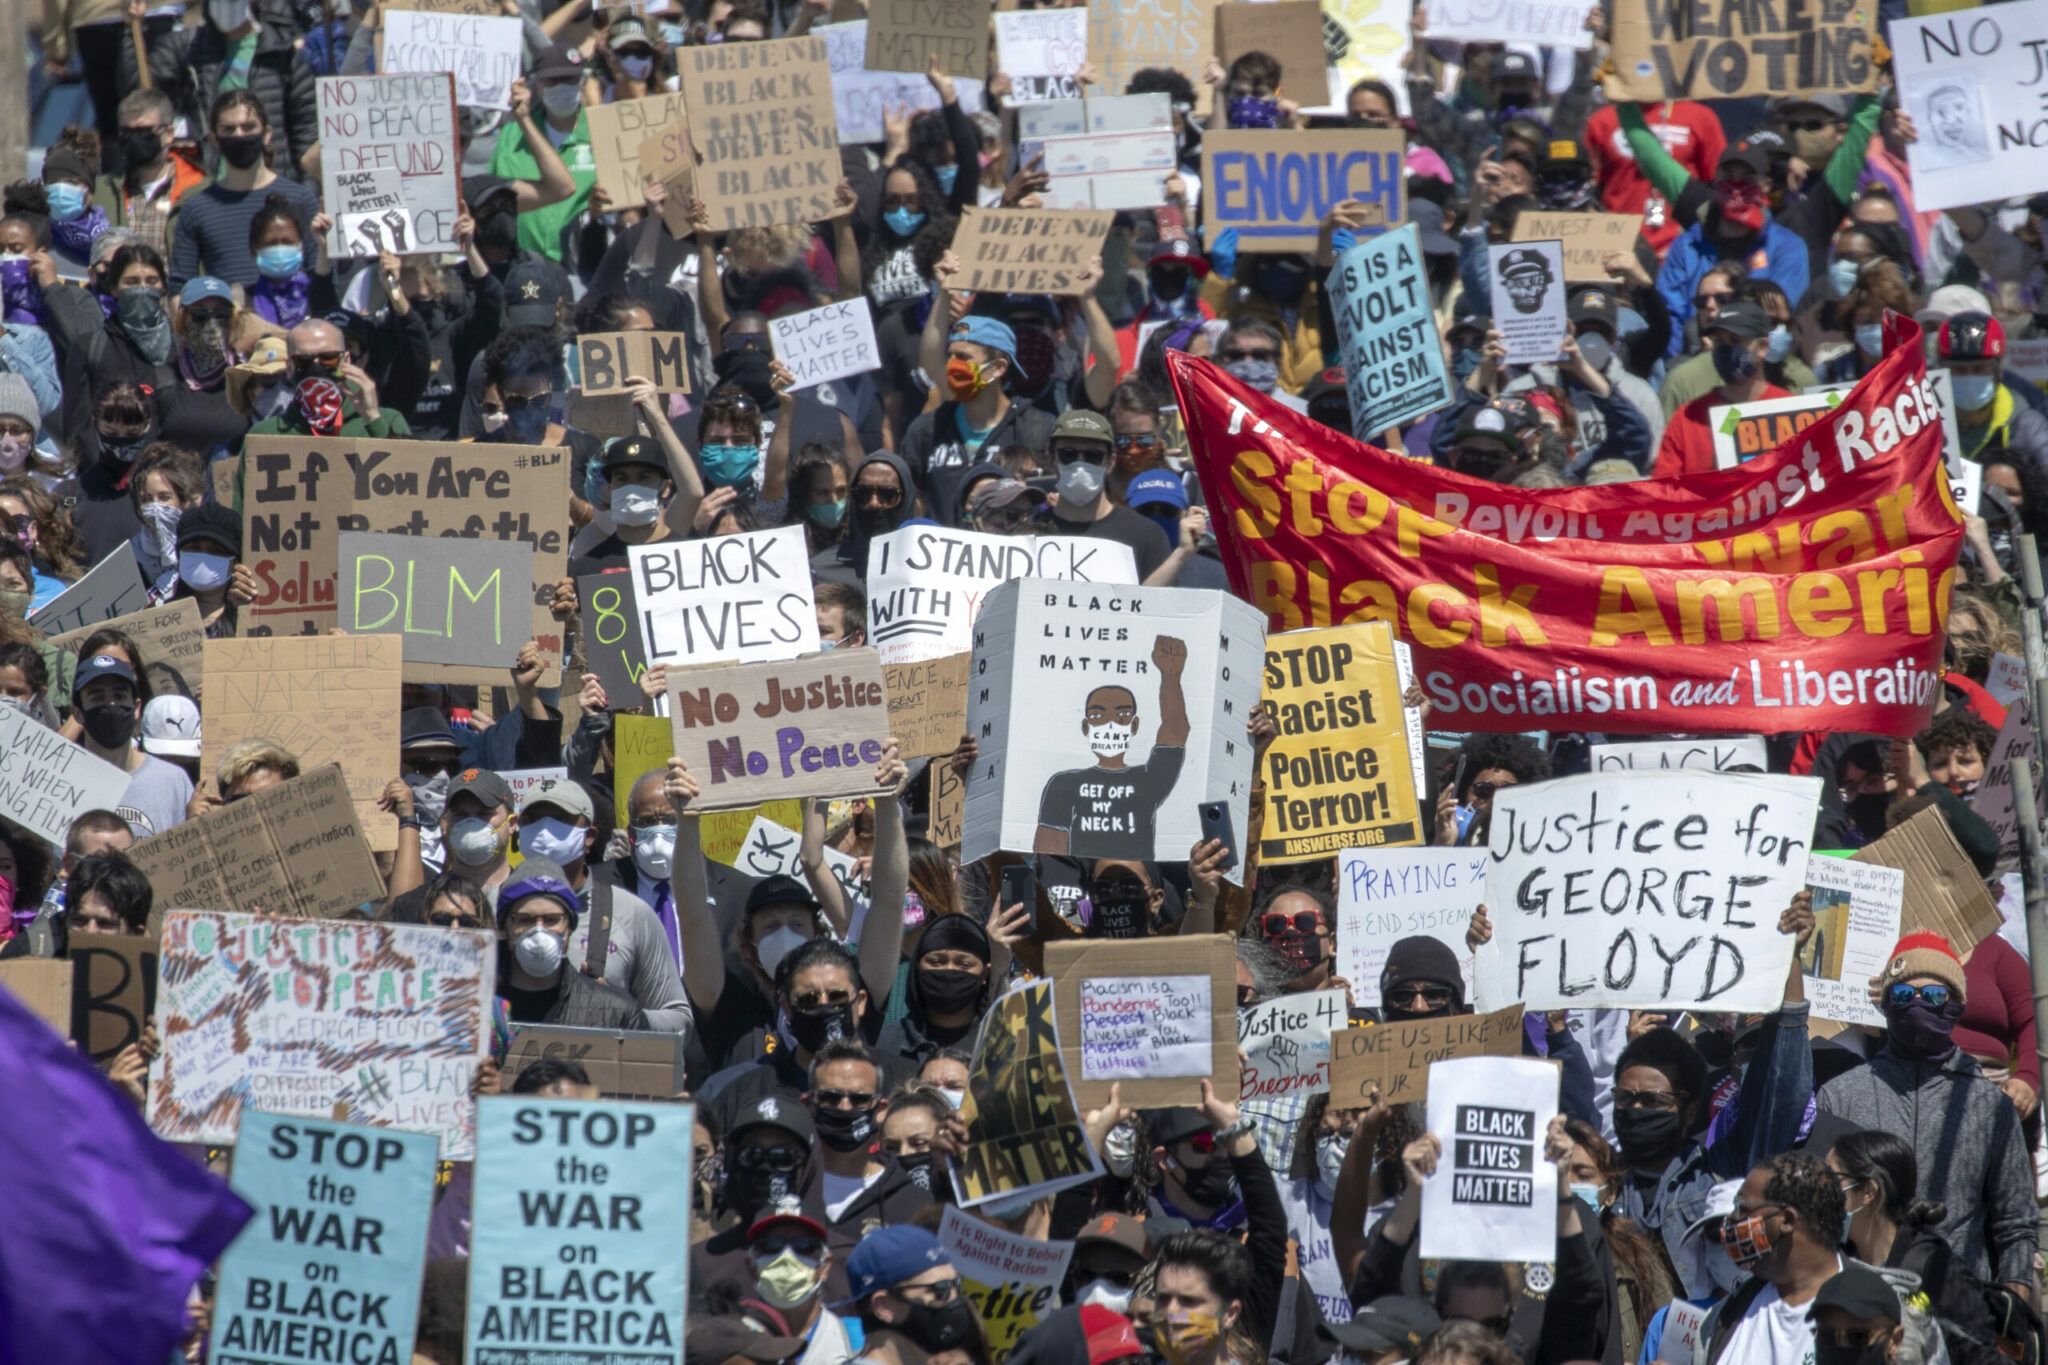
822 1167 884 1222
1716 1259 1839 1365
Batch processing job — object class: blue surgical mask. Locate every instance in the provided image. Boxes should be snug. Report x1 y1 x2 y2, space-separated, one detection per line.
807 498 847 528
660 21 686 46
1571 1182 1604 1214
1952 374 1997 412
1451 345 1485 381
1828 257 1863 299
255 244 303 279
700 442 761 487
934 164 958 194
1765 324 1792 364
46 182 88 223
1854 322 1884 357
885 206 926 238
506 402 552 443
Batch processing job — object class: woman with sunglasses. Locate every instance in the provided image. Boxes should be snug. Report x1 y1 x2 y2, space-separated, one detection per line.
1818 933 2039 1303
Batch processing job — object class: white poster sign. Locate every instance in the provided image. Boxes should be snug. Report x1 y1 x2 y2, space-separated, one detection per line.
724 812 872 924
1893 0 2048 213
1662 1300 1710 1365
820 21 985 145
1985 652 2027 709
1472 770 1822 1012
316 73 461 258
769 298 881 390
379 9 523 111
996 8 1089 101
1239 989 1347 1100
963 580 1264 875
628 525 819 667
865 528 1139 664
1588 735 1769 773
0 708 135 845
1802 855 1902 1028
1487 240 1569 366
1425 0 1596 47
1078 975 1213 1080
1974 694 2044 874
1337 847 1482 1007
1419 1056 1559 1263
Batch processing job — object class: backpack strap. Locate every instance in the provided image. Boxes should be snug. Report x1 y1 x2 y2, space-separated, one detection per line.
583 863 615 978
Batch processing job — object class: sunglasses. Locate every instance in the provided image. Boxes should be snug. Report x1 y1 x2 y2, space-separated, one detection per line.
402 754 465 777
1470 781 1499 800
813 1089 876 1109
753 1234 825 1262
1694 292 1733 308
292 352 343 373
427 911 487 928
1782 117 1835 132
854 485 902 507
1113 433 1159 450
724 334 769 353
1053 446 1108 466
1884 982 1952 1009
495 392 552 412
1613 1087 1684 1111
791 989 855 1009
1388 984 1454 1009
1261 910 1322 938
736 1145 804 1171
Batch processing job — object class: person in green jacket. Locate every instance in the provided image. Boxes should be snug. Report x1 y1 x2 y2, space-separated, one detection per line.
245 318 411 439
488 42 598 265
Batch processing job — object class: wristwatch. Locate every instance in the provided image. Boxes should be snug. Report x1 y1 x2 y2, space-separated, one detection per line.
397 814 423 831
1213 1116 1256 1144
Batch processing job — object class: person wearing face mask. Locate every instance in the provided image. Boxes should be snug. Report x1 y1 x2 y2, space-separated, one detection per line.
690 370 787 520
700 935 883 1132
873 913 993 1087
54 383 162 565
836 1226 984 1365
1639 137 1812 360
878 1088 948 1199
1032 409 1172 581
1500 287 1664 454
899 314 1055 527
1817 259 1914 385
1269 1099 1373 1326
1819 934 2039 1299
244 193 335 329
161 91 319 290
803 1041 933 1240
69 654 196 838
732 1206 857 1363
1316 1297 1443 1365
895 61 982 216
1113 240 1214 376
481 51 596 267
409 766 520 904
247 317 410 437
167 501 252 637
1653 301 1787 477
564 429 703 578
0 475 84 610
53 242 178 462
38 144 111 278
1937 313 2048 467
1692 1156 1874 1365
156 277 253 459
1125 471 1218 590
693 1102 834 1299
494 859 650 1029
93 90 208 259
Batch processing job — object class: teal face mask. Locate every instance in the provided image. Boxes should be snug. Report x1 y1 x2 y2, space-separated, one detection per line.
700 442 761 487
807 498 847 528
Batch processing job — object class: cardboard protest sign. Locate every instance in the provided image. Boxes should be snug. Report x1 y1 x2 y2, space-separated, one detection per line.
1589 735 1770 772
932 754 964 846
1337 847 1484 1008
29 542 151 634
629 526 819 668
379 8 521 109
677 37 841 230
240 435 569 685
316 74 460 257
1327 0 1413 116
126 764 387 920
723 812 871 919
211 1113 436 1365
1239 989 1347 1101
467 1098 691 1362
1802 855 1901 1027
940 1206 1076 1362
1852 800 2004 952
964 581 1265 875
1605 0 1877 101
668 647 892 809
639 124 698 237
49 598 205 693
1090 0 1215 117
866 526 1139 664
884 653 970 759
865 0 990 77
1427 0 1594 48
1489 239 1569 365
769 299 880 390
1707 389 1846 469
578 330 693 395
821 20 986 144
1897 7 2046 209
1986 653 2028 709
1215 2 1328 86
578 572 650 705
1327 1003 1525 1106
1044 933 1236 1107
611 713 673 822
1975 695 2044 872
1419 1056 1560 1263
1328 224 1452 439
0 706 133 845
953 978 1103 1206
337 531 533 671
1202 130 1405 252
201 635 404 853
68 932 158 1064
1471 771 1823 1012
149 910 494 1156
995 7 1087 101
949 206 1115 295
1512 212 1643 280
503 1025 688 1099
0 960 73 1033
1259 623 1422 861
585 91 692 208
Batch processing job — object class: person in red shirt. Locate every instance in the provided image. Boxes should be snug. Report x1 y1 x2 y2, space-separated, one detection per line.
1583 100 1728 257
1653 300 1786 478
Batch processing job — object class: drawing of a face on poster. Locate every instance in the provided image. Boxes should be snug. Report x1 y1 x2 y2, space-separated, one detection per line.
1035 636 1190 861
1498 248 1554 314
1915 77 1991 170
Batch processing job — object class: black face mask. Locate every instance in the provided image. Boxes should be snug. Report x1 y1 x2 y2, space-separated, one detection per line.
727 1166 790 1217
1815 1339 1891 1365
917 965 984 1016
1173 1153 1237 1208
1884 995 1964 1062
1259 263 1309 306
216 134 266 170
713 346 778 409
1150 267 1189 302
898 1151 935 1191
1085 886 1150 938
786 1001 854 1053
1712 342 1760 388
475 209 520 252
81 702 137 749
892 1296 978 1353
1612 1106 1687 1165
854 493 909 539
1847 792 1891 841
120 129 164 170
811 1103 876 1152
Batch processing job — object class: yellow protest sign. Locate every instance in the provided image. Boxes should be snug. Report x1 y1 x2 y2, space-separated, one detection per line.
611 712 799 862
955 979 1102 1206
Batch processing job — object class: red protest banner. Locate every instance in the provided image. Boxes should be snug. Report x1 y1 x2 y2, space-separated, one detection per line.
1168 321 1964 737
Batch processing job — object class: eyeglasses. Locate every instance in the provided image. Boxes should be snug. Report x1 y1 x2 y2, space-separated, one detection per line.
427 911 487 928
1113 433 1159 451
898 1278 964 1306
292 352 343 373
1613 1088 1685 1111
1884 982 1952 1009
1219 347 1277 363
1388 984 1454 1010
724 333 769 353
1261 910 1323 938
184 306 233 325
1471 781 1500 800
735 1145 805 1171
813 1089 876 1109
1053 446 1108 466
499 391 553 412
853 485 902 508
1077 1266 1137 1289
753 1234 825 1262
1694 291 1733 308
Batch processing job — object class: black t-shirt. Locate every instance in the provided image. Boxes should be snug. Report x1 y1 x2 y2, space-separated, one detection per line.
567 526 688 579
693 961 778 1074
156 383 250 464
1046 504 1172 580
505 981 558 1024
874 304 931 431
1036 745 1186 860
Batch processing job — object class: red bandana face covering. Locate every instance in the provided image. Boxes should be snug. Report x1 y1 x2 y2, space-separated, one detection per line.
1712 179 1768 232
295 376 346 436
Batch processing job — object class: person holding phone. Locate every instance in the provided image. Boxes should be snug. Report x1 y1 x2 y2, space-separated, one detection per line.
1431 734 1551 847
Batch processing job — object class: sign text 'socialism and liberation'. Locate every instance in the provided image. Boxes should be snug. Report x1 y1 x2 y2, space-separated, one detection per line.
1170 320 1965 736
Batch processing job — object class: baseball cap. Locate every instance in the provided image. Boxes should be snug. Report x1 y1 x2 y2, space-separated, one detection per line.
1147 238 1210 278
178 276 234 309
747 1201 830 1245
1681 1177 1744 1242
1493 50 1538 79
1073 1212 1152 1261
1718 142 1770 177
1320 1297 1443 1355
745 873 821 916
1568 285 1619 331
1582 458 1642 486
1540 139 1589 170
532 40 586 82
1125 469 1188 511
1455 398 1535 445
1052 409 1114 446
176 501 241 558
497 858 581 928
1705 300 1772 341
1408 195 1456 256
685 1319 805 1365
950 315 1016 361
1080 1305 1144 1364
608 14 652 44
1937 311 2005 361
1916 283 1993 325
400 706 463 750
520 776 595 823
967 478 1045 518
1809 1265 1902 1324
74 654 138 693
1302 365 1349 407
602 436 669 479
1144 1107 1212 1147
728 1092 815 1147
448 767 514 809
838 1225 951 1305
505 261 569 327
1774 93 1848 120
140 694 202 758
462 173 518 215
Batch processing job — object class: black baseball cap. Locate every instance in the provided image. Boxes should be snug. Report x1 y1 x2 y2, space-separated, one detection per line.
602 436 669 479
1809 1265 1900 1324
1706 300 1773 341
448 767 513 809
1321 1297 1443 1354
745 873 820 916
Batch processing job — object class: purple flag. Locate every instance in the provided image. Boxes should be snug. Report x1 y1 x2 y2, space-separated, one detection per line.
0 981 251 1365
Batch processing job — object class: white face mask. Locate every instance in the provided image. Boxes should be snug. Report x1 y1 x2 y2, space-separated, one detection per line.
610 483 662 526
1086 720 1134 756
513 926 565 977
1315 1133 1349 1195
541 83 584 117
937 1085 965 1110
207 0 251 28
448 816 503 866
755 924 807 978
1076 1279 1133 1314
633 824 675 880
178 550 234 591
520 816 586 865
1057 459 1106 504
482 409 510 433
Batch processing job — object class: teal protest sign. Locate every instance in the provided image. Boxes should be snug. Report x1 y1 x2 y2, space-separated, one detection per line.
210 1111 437 1365
1328 223 1452 439
466 1098 693 1365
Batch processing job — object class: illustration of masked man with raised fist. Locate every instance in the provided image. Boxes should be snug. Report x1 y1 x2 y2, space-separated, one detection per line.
1034 636 1189 858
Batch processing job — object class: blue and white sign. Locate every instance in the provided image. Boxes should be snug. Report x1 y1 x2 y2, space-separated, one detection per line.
1328 223 1453 439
